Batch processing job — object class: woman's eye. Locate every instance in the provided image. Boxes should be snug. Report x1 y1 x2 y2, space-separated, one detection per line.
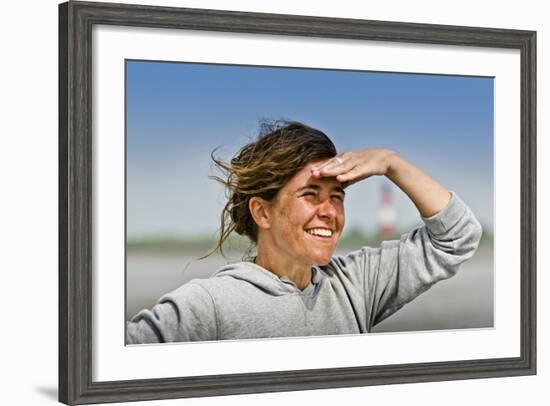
331 195 344 202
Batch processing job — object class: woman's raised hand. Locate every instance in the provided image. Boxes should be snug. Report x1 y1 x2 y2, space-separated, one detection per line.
311 148 451 218
311 149 397 187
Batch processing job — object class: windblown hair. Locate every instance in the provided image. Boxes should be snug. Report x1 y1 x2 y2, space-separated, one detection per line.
207 120 337 257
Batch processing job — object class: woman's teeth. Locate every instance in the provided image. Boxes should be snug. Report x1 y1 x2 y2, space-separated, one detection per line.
306 228 333 237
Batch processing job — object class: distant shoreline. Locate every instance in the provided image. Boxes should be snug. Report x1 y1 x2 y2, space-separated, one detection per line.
127 231 494 254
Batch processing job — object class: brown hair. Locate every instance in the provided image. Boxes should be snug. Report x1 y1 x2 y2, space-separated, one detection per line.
207 120 337 257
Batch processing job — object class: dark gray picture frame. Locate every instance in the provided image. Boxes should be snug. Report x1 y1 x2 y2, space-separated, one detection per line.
59 1 537 404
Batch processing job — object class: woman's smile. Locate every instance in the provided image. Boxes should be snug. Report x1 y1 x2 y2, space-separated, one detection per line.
261 161 346 266
305 227 334 238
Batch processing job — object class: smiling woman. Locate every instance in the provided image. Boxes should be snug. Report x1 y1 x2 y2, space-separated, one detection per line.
250 162 346 289
126 120 482 343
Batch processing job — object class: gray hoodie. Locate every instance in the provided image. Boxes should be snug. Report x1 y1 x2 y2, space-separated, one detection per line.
126 192 482 343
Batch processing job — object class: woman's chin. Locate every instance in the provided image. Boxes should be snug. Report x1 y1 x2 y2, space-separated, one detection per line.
310 252 334 266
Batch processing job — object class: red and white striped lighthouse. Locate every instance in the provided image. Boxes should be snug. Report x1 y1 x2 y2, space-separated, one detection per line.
378 183 396 238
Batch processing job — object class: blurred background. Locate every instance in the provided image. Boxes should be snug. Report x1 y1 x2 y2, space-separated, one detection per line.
126 60 494 333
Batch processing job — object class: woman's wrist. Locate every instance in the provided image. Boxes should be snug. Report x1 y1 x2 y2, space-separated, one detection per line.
383 151 451 217
383 150 401 178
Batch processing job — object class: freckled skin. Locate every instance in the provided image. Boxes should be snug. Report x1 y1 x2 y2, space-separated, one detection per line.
263 162 345 268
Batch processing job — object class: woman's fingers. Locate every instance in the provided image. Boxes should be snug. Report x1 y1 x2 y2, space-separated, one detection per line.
312 149 393 186
315 160 374 186
337 166 372 187
312 154 353 177
313 156 342 171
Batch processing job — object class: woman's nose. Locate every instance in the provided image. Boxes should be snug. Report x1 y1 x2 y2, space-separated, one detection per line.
318 199 337 219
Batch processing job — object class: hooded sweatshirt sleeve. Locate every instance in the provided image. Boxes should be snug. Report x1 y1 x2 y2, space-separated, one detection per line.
338 192 482 330
126 280 217 344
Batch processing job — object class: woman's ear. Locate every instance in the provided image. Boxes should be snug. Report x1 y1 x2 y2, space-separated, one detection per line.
249 197 271 230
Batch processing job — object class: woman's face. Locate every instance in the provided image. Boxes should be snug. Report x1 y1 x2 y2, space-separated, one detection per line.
264 161 346 266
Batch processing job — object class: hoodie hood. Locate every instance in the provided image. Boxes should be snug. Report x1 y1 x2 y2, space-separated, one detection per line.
211 261 324 296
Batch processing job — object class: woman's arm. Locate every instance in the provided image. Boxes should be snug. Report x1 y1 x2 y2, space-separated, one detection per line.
313 149 482 329
331 192 482 330
311 149 450 217
126 281 217 344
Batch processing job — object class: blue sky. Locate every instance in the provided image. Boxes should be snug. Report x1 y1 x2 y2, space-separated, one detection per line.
126 60 493 239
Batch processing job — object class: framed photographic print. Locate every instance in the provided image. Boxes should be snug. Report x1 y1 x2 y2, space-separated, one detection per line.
59 1 536 404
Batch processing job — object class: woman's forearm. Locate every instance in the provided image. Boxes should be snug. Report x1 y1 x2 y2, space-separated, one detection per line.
385 152 451 217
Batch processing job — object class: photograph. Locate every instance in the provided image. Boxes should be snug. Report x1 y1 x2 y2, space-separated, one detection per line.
58 2 536 404
125 61 493 344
